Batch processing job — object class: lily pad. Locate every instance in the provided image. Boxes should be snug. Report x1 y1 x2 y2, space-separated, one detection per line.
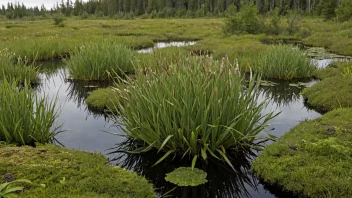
165 167 208 187
260 80 278 87
289 83 299 87
289 82 308 88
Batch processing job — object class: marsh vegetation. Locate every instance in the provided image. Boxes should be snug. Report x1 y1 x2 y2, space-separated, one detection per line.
1 0 352 197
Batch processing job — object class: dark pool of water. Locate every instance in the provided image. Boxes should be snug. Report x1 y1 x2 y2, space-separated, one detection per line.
35 61 123 154
37 60 320 198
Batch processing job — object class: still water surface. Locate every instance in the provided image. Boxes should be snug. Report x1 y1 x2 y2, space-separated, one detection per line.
36 59 321 198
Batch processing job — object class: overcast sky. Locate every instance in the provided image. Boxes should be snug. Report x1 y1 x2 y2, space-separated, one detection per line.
0 0 87 9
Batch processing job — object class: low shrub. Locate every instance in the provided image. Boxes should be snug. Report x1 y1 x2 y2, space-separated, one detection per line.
0 80 61 146
52 13 66 26
223 3 263 35
286 11 302 35
110 54 276 169
266 8 282 35
336 0 352 22
66 43 135 81
253 45 317 80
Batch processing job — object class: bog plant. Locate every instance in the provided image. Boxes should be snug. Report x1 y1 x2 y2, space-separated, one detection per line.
0 49 39 84
223 3 263 35
336 0 352 22
110 55 276 169
0 179 32 198
254 45 317 80
0 80 61 146
66 43 135 81
52 13 66 26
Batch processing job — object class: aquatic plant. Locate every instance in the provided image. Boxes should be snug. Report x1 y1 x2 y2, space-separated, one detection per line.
66 43 136 81
0 49 39 84
0 80 61 146
110 55 276 169
110 139 260 198
0 179 32 198
165 167 207 187
253 45 317 80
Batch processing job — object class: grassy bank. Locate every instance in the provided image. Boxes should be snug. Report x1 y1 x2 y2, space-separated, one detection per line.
254 61 352 197
1 17 352 63
302 62 352 112
252 108 352 198
0 144 155 198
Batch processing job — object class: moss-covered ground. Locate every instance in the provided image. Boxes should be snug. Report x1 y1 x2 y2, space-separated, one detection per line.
252 108 352 198
254 61 352 197
86 87 119 112
0 144 155 198
303 62 352 112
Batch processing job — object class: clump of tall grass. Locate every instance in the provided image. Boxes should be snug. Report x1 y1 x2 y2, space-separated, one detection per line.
66 43 135 81
0 49 39 83
0 79 61 146
110 55 276 169
253 45 317 80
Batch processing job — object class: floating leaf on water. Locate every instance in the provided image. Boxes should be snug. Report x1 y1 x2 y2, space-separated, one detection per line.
84 85 99 88
298 82 308 87
165 167 208 187
289 83 299 87
260 80 278 87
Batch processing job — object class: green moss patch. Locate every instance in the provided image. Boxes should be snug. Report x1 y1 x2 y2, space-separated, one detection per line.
86 87 119 112
0 144 155 198
302 76 352 112
314 61 352 79
252 108 352 198
302 62 352 112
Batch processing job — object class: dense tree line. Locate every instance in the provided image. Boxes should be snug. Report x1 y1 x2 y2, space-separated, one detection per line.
0 0 351 20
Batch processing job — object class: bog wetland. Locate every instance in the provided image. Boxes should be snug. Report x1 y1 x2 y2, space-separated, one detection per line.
1 12 352 197
34 40 347 197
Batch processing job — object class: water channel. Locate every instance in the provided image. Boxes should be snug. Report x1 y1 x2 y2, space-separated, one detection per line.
35 42 349 198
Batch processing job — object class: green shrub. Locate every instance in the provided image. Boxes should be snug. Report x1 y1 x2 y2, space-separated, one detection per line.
286 11 302 35
253 45 317 80
81 11 89 19
66 43 135 81
223 3 263 35
0 80 61 146
0 49 39 84
336 0 352 22
266 8 282 35
52 13 66 26
110 55 276 169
